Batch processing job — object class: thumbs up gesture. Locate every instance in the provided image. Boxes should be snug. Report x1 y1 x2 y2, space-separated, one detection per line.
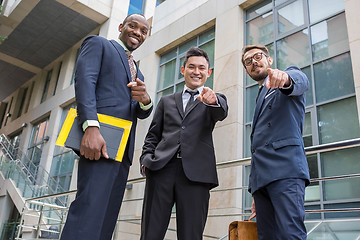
265 68 291 89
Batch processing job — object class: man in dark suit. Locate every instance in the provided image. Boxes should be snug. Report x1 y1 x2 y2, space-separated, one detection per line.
243 44 310 240
140 47 228 240
60 14 153 240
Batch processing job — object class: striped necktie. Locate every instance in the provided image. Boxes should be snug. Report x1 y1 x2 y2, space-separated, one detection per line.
126 51 136 82
185 90 198 113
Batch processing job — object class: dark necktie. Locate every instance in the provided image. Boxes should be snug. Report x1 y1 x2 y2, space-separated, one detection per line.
126 51 136 82
256 85 264 103
185 90 198 113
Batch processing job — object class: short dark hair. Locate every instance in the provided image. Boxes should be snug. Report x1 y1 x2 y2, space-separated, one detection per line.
183 47 210 68
122 13 147 25
241 44 269 67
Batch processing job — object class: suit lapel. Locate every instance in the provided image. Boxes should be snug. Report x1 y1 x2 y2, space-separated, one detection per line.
175 92 185 119
185 100 200 118
110 40 132 82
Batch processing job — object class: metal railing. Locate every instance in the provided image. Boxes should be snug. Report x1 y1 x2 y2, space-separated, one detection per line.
0 134 67 201
9 137 360 239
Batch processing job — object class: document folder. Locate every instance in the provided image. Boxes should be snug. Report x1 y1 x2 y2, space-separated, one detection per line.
55 108 132 162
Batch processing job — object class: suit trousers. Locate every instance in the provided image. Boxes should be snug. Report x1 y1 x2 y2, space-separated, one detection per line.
140 156 210 240
60 156 130 240
253 178 307 240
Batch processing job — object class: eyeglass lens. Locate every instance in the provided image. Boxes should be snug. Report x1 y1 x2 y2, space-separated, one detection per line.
245 53 264 66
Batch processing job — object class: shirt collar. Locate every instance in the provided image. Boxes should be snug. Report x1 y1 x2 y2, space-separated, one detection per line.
116 39 130 52
183 85 203 94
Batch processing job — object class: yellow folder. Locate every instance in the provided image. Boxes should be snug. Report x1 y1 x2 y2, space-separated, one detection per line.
55 108 132 162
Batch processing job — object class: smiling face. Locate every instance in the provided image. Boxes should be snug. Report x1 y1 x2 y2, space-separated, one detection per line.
243 48 273 84
181 56 212 90
118 14 149 52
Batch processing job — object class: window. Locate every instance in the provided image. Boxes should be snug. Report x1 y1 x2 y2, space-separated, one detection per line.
27 118 49 175
128 0 144 15
243 0 359 220
8 131 22 160
53 62 62 96
156 0 166 6
41 70 52 103
24 81 34 114
71 49 80 85
50 103 77 193
0 102 8 129
157 28 215 102
15 87 28 119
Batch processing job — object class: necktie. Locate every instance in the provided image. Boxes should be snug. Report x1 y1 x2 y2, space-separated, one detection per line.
256 85 264 103
126 51 136 82
185 90 198 113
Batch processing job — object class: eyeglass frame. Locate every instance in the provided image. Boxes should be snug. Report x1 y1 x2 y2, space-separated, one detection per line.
243 52 269 66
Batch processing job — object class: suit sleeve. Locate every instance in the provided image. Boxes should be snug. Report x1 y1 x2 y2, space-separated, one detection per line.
135 101 153 120
209 93 228 122
140 98 164 165
283 66 309 97
75 36 102 124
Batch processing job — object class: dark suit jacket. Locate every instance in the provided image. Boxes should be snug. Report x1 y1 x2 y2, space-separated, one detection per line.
248 66 310 194
74 35 152 163
140 91 228 188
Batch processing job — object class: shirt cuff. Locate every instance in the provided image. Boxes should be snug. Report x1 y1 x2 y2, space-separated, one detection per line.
281 78 294 89
203 96 220 107
82 120 100 132
139 100 153 111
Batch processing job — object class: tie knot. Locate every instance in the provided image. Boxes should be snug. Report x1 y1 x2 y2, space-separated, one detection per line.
185 89 198 97
126 51 133 59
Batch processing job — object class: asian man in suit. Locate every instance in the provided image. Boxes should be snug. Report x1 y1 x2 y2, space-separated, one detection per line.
242 44 310 240
60 14 153 240
140 47 228 240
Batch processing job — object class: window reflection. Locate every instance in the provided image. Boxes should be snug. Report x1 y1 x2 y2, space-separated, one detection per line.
276 30 310 70
308 0 344 23
318 97 360 144
311 13 349 62
277 0 304 35
247 11 274 45
314 53 354 103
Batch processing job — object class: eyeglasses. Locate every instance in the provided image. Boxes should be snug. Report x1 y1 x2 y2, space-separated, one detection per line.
244 52 268 66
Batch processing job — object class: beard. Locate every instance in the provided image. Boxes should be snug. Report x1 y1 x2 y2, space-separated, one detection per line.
248 70 268 82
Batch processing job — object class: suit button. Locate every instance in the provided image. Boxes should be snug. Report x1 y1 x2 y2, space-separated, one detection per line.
251 133 254 137
265 142 269 146
251 148 255 153
268 105 272 109
182 126 185 130
267 122 271 127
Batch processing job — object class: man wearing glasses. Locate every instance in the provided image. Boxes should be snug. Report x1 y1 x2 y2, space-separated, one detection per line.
242 44 310 240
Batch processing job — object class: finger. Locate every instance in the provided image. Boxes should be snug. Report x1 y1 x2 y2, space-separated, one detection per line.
249 212 256 221
85 151 94 160
135 78 144 85
265 79 271 89
270 70 279 88
197 94 203 102
94 149 101 160
266 68 273 89
127 81 137 87
102 143 109 159
267 68 273 79
280 72 289 88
